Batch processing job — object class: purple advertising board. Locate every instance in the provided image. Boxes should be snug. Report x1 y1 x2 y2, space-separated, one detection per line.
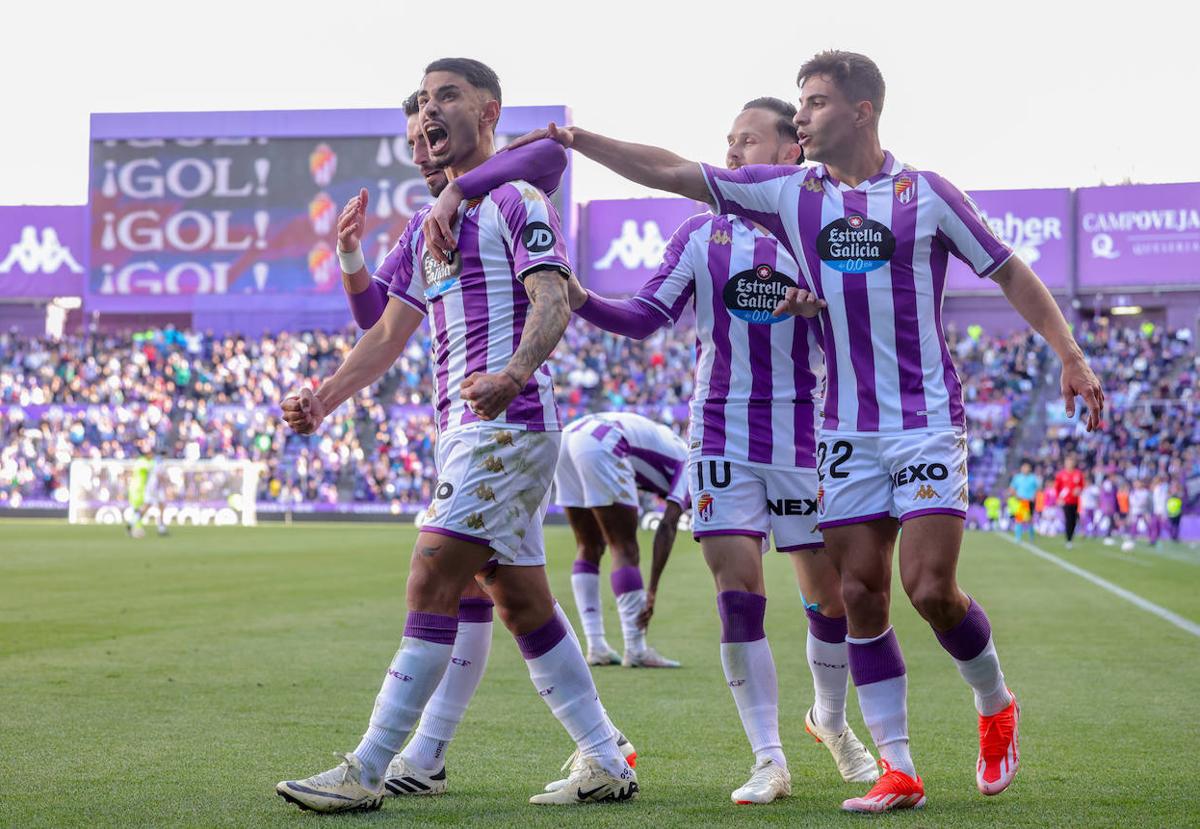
0 206 87 298
946 188 1071 293
583 198 707 294
1077 181 1200 288
87 107 570 314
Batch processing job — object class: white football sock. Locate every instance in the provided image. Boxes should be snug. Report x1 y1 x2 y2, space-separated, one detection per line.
953 637 1011 716
854 674 914 777
523 623 625 777
807 631 850 733
720 639 786 768
400 617 492 771
554 602 623 744
355 636 454 785
570 570 608 651
615 588 647 655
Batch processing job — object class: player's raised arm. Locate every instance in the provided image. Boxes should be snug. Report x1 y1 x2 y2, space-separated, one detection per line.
280 298 423 434
566 125 710 202
991 256 1104 431
462 268 571 420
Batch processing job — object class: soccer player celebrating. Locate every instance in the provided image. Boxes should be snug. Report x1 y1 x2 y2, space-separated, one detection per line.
555 411 687 668
428 98 880 803
328 91 634 799
276 58 637 811
484 50 1104 813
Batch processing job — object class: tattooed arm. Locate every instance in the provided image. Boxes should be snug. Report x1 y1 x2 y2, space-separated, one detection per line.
460 269 570 420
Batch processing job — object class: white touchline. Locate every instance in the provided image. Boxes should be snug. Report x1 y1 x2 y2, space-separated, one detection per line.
998 534 1200 638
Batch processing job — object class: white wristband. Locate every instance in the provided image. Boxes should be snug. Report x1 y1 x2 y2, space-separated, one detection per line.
337 244 366 274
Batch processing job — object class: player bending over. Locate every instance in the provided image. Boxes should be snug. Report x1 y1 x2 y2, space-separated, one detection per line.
555 411 686 668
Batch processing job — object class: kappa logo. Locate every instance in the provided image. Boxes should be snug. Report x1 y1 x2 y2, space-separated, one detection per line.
959 485 969 505
472 483 496 501
914 484 939 500
0 226 84 275
894 175 915 205
465 512 486 530
708 230 732 245
696 491 715 522
520 187 544 203
804 177 823 192
594 220 669 270
494 431 516 447
482 455 505 473
522 221 556 254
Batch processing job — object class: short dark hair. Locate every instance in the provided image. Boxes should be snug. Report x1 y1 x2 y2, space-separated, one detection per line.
402 90 420 117
742 97 799 143
797 50 885 117
424 57 502 106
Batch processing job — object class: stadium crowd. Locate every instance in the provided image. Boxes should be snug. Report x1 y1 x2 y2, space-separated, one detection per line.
1 319 1196 527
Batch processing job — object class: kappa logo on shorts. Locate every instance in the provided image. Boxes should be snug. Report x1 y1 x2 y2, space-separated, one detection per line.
482 455 505 473
914 484 939 501
493 431 516 447
465 512 486 530
696 491 715 522
890 463 949 488
959 485 969 505
472 483 497 501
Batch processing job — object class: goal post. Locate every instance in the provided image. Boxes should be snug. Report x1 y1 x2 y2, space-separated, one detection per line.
68 458 263 527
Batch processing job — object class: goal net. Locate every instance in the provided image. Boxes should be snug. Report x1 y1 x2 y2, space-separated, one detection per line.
68 458 263 527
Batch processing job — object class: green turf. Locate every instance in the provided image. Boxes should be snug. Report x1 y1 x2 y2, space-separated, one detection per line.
1 519 1198 828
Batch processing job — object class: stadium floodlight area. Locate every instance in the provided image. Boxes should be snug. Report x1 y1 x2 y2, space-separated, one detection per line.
68 458 262 527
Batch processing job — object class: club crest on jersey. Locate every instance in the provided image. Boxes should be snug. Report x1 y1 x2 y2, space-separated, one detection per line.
817 216 896 273
894 176 915 204
722 264 797 325
421 248 461 300
696 491 715 522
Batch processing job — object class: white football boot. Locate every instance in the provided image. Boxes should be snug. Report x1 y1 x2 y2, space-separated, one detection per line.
622 645 681 668
731 757 791 805
804 706 880 783
383 755 448 796
529 757 638 804
276 753 384 813
586 644 622 666
544 733 637 793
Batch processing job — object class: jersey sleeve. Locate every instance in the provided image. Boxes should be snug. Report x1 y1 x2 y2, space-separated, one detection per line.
494 182 572 282
379 211 427 315
632 214 707 324
701 163 798 240
665 453 689 508
923 172 1014 279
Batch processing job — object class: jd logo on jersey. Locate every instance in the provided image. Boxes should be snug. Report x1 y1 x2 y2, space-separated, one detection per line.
422 248 461 300
722 264 797 325
522 222 556 254
817 216 896 273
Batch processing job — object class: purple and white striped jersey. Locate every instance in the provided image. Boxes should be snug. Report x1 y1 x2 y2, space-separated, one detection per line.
371 205 430 295
379 180 572 433
565 412 689 506
632 213 823 468
702 153 1014 434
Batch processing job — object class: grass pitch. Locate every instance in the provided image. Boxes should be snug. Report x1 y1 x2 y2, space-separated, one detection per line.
1 519 1198 828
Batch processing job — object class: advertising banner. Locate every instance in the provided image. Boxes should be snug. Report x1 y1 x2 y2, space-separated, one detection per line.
946 188 1071 292
0 206 87 297
584 198 706 294
1077 181 1200 287
87 107 569 313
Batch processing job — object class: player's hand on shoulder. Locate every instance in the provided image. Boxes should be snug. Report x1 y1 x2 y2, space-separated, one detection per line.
423 181 464 266
773 286 826 319
502 122 574 153
461 371 523 420
281 386 326 435
337 188 368 253
565 273 588 311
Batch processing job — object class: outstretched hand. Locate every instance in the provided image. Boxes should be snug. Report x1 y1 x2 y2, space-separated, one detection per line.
502 122 574 153
337 188 369 253
1062 356 1105 432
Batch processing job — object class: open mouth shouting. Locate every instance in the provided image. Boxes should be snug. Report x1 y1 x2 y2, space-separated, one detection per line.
424 122 450 156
